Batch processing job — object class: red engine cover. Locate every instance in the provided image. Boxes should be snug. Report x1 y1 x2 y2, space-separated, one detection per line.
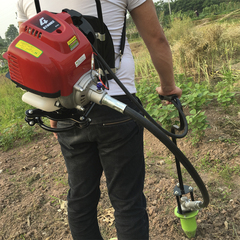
4 11 93 97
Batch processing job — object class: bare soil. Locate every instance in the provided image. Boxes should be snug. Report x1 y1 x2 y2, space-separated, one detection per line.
1 40 240 239
1 101 240 240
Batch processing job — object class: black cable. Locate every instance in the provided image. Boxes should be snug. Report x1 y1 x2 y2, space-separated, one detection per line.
124 106 209 208
94 55 109 89
92 45 187 138
92 45 209 208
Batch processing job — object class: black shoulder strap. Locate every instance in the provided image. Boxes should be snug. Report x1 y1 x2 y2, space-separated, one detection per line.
120 11 127 56
95 0 104 33
95 0 126 59
34 0 41 13
117 10 126 70
95 0 105 61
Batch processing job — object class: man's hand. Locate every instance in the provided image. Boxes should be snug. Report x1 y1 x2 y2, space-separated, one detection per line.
156 86 182 99
50 120 58 139
156 86 182 104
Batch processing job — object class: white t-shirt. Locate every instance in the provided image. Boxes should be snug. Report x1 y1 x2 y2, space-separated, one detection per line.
16 0 146 96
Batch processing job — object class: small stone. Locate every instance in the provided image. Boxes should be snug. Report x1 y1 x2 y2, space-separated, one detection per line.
159 160 165 165
41 156 48 161
234 210 240 219
224 221 228 230
148 208 154 216
22 166 29 171
152 200 157 205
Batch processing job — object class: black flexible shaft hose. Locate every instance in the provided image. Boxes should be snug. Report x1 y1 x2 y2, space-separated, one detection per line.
92 45 187 139
92 45 209 208
124 106 210 208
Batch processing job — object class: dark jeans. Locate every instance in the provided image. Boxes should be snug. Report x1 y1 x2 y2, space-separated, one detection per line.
57 96 149 240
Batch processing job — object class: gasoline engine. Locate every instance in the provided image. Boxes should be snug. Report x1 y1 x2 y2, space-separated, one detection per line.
4 10 116 112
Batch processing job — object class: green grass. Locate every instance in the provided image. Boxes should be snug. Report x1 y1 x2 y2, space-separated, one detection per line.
1 9 240 150
0 74 40 151
133 10 240 144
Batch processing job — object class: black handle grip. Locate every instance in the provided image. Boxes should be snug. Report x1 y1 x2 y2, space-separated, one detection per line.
159 94 187 135
159 94 178 102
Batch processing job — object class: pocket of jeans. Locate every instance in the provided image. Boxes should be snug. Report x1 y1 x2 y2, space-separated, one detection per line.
102 117 132 126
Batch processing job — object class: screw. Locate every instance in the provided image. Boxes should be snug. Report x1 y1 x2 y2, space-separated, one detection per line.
76 105 85 111
28 110 33 114
55 101 60 107
97 82 103 90
80 116 85 121
189 186 193 191
29 121 35 126
174 191 179 196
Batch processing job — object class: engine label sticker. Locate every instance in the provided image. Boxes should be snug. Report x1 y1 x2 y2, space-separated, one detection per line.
32 13 61 33
68 36 79 51
75 54 86 68
15 40 43 58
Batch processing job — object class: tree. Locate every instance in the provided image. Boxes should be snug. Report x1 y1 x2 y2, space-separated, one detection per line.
167 0 233 14
154 0 165 14
0 36 7 58
5 24 18 46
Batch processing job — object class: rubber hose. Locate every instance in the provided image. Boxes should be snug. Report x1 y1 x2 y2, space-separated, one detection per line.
92 45 186 139
124 106 210 208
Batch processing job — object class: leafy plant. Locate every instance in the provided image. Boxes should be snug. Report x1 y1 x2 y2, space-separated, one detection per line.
0 75 39 151
186 109 209 144
216 88 235 106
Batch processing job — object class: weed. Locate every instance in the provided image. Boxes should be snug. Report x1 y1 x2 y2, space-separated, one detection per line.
231 222 240 239
20 234 26 240
0 75 40 151
54 176 68 186
50 195 61 206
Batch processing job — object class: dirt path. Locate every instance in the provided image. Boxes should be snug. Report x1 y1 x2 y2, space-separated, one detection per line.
1 104 240 239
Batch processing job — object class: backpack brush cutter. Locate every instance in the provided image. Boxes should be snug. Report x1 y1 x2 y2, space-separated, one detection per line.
3 8 209 239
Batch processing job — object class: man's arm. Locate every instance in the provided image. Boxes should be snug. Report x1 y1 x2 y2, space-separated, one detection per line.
130 0 182 98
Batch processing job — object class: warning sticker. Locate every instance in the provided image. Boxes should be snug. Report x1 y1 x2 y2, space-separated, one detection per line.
75 54 86 68
67 36 79 51
15 40 43 58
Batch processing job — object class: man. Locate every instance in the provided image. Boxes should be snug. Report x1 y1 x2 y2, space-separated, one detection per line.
17 0 182 239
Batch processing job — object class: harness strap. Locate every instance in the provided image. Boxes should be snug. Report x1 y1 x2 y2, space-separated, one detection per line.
34 0 41 13
120 11 127 56
95 0 126 73
95 0 105 61
117 11 127 71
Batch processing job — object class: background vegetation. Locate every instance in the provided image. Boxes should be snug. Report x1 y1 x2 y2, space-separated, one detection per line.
0 24 18 73
1 1 240 150
130 1 240 144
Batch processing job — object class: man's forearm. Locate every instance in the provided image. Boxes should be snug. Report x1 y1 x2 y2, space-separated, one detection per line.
147 35 175 93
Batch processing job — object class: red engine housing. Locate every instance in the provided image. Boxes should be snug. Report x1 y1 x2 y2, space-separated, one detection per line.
4 10 93 97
